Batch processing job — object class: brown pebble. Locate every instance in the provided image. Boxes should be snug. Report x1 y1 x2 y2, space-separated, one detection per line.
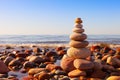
28 68 46 75
67 47 91 59
38 72 50 80
29 56 44 64
68 69 86 78
73 59 94 70
46 64 62 71
70 33 87 41
69 40 89 48
72 27 84 33
75 18 82 23
61 57 75 72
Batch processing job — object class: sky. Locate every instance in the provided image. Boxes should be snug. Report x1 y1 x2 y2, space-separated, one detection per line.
0 0 120 35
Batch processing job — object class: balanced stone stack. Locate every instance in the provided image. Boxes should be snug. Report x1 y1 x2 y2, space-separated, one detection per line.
61 18 94 79
68 18 90 59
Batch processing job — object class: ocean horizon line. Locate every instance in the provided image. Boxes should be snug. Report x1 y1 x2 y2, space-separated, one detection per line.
0 34 120 36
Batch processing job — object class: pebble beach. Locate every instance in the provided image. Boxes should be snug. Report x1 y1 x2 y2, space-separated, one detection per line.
0 18 120 80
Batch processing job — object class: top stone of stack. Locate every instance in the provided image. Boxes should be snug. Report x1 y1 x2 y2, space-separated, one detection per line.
75 18 83 23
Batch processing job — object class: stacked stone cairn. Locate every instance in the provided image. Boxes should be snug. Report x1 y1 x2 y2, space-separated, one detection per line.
61 18 95 79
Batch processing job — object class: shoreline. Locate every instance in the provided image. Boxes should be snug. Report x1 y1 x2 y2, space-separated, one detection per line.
0 43 119 48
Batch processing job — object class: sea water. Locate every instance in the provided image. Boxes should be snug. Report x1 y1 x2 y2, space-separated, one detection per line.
0 35 119 44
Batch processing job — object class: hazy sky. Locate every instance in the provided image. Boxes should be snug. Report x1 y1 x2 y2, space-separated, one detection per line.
0 0 120 35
